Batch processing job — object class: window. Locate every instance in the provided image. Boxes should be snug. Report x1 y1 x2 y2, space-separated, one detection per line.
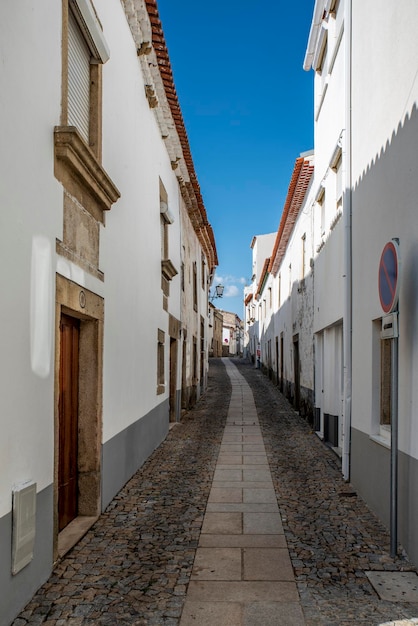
157 329 165 394
66 0 109 155
380 338 392 426
54 0 119 272
316 188 326 238
193 336 198 381
372 318 393 441
68 8 91 142
301 233 306 279
201 255 205 290
160 215 168 260
160 180 177 301
335 154 342 209
314 32 329 118
193 262 198 312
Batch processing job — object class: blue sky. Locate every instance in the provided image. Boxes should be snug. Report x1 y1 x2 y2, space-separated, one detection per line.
157 0 315 317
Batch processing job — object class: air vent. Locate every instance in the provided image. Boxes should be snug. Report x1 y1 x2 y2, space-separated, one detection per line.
11 482 37 575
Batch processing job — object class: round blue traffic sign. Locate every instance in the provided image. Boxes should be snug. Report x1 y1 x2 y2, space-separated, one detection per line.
378 241 400 314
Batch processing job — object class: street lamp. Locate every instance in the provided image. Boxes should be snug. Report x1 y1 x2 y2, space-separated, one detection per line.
209 284 224 302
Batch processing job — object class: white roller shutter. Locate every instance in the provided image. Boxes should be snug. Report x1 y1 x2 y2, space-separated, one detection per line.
68 8 91 143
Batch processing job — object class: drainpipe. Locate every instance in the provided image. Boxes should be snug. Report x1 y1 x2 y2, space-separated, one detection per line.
342 0 352 481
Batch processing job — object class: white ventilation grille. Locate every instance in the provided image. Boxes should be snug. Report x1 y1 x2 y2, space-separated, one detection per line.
11 482 37 575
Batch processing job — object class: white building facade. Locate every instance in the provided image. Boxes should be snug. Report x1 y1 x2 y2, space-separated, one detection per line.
305 0 418 565
348 0 418 566
246 0 418 568
0 1 217 623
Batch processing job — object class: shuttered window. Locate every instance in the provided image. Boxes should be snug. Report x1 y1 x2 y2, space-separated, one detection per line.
68 8 91 143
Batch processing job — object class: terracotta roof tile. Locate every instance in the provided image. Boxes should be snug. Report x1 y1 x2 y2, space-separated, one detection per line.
268 156 314 276
255 258 271 300
144 0 218 269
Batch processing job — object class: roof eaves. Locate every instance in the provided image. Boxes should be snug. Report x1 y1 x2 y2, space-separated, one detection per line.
255 258 270 300
268 156 314 276
143 0 218 269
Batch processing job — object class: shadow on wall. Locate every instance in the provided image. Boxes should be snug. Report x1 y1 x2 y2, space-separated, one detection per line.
256 268 315 426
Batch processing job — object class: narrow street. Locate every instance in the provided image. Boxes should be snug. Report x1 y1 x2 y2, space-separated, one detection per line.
14 359 418 626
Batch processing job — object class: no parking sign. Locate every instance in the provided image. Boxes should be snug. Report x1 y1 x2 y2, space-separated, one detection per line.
378 240 400 314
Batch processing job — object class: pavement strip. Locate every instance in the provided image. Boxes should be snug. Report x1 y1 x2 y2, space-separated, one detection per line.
179 358 306 626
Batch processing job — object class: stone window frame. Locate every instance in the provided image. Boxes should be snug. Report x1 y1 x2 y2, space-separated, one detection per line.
55 0 119 230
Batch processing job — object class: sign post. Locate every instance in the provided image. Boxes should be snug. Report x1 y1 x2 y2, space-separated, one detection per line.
378 239 400 558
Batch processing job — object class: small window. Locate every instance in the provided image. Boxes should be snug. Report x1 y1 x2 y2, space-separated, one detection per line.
157 329 165 394
317 189 326 237
335 154 342 206
380 338 392 426
301 233 306 279
201 255 205 290
193 336 198 380
193 263 198 312
68 8 91 143
66 0 109 154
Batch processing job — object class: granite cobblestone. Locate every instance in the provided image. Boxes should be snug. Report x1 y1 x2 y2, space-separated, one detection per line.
13 361 230 625
12 358 418 625
237 359 418 625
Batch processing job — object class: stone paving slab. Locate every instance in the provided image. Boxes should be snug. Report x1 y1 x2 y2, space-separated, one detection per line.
201 512 242 534
184 581 299 603
206 503 279 513
180 359 301 625
208 487 242 503
179 600 242 626
213 468 243 481
243 511 284 534
212 480 274 490
244 601 307 626
191 548 242 580
243 548 295 581
243 488 277 503
243 468 272 481
217 454 243 464
199 534 288 548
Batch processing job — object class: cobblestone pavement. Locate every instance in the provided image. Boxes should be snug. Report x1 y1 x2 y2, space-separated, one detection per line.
13 361 230 626
13 358 418 625
236 358 418 625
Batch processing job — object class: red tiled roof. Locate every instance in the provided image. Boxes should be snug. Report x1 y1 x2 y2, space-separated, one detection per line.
268 156 314 276
255 257 270 300
244 293 253 305
145 1 218 270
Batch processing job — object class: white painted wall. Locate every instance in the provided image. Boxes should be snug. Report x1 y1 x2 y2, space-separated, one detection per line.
98 0 183 441
0 1 62 517
351 0 418 459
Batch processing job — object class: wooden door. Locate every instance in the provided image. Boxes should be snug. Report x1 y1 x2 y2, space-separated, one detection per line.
293 338 300 411
58 314 80 531
169 337 177 422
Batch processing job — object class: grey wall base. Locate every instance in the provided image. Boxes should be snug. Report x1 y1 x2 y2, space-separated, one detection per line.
351 426 418 567
0 485 53 626
101 399 169 511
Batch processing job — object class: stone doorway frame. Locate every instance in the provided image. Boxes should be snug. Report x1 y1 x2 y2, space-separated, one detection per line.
54 274 104 559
